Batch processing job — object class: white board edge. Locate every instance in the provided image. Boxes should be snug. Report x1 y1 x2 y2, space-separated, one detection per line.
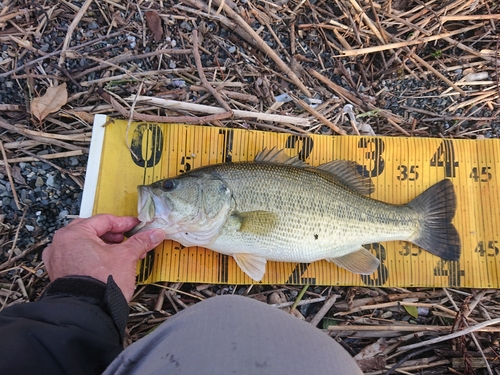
79 114 107 218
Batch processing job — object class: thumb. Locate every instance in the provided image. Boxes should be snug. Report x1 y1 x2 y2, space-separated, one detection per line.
124 229 165 258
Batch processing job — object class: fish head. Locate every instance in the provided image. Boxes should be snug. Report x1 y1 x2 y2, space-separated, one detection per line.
130 171 233 246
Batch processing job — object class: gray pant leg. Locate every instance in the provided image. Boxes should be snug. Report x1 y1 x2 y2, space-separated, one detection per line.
103 295 363 375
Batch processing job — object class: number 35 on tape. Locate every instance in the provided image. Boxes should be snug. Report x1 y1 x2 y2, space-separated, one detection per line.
83 116 500 288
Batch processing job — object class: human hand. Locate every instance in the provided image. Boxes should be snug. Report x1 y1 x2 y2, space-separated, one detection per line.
42 214 165 301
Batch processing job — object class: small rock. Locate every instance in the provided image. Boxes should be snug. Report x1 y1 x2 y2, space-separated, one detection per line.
25 225 35 232
180 21 192 31
381 311 393 319
88 21 99 30
69 157 80 167
46 175 56 187
58 210 69 220
35 177 44 187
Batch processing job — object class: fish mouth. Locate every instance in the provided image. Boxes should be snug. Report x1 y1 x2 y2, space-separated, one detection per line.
137 186 156 222
127 186 172 236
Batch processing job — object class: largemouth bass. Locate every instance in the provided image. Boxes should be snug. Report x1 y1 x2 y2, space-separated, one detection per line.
130 148 461 281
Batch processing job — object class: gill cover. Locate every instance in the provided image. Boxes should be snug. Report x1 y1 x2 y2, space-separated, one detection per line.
137 172 233 247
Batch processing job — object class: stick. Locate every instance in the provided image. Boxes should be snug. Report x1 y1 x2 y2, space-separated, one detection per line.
328 325 500 332
192 30 233 114
0 124 86 152
310 293 338 327
0 140 21 210
339 23 485 56
398 317 500 351
105 93 233 125
129 96 311 126
409 52 466 95
211 0 311 96
291 95 346 135
58 0 94 67
268 296 327 308
441 14 500 21
0 150 84 165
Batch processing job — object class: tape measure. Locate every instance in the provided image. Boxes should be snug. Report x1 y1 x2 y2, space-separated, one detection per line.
81 115 500 288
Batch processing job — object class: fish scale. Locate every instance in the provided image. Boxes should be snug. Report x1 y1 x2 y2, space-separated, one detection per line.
209 162 418 261
130 148 460 281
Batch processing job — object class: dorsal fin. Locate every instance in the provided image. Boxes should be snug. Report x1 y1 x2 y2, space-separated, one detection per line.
309 160 374 195
254 147 308 167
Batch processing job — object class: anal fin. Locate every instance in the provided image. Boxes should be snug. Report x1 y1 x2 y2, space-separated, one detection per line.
233 253 267 281
327 247 380 275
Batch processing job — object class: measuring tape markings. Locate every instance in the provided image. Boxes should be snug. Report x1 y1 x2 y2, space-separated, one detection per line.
95 121 500 287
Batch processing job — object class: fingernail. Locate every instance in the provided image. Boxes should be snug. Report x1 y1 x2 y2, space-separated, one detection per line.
150 229 165 243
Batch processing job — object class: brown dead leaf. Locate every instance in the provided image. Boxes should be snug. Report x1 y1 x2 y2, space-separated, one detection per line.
31 83 68 122
11 166 26 185
145 10 163 42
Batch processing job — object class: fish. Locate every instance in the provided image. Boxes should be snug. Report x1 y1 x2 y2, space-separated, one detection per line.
129 148 461 281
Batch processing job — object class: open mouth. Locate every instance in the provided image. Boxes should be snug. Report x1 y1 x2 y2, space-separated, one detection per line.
137 186 156 223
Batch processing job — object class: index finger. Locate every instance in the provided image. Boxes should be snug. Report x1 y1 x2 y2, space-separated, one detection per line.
73 214 140 237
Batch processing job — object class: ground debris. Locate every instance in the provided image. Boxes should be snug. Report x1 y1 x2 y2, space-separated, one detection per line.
0 1 499 373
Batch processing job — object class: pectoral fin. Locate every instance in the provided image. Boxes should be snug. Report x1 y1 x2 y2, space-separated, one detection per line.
231 211 278 236
233 253 267 281
327 247 380 275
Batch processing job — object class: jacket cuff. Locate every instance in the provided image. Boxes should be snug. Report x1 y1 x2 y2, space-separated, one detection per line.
42 275 129 341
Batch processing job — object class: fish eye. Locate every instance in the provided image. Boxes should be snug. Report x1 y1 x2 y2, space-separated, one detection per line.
162 180 176 191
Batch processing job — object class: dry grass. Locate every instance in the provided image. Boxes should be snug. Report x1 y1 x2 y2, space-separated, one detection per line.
1 0 499 373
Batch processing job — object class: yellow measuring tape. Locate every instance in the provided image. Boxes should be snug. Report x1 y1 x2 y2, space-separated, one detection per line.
83 116 500 288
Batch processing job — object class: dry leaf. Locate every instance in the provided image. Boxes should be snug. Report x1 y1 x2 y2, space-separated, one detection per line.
144 10 163 42
31 83 68 122
11 166 26 185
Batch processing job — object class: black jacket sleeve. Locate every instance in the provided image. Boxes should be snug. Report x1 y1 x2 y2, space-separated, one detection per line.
0 275 129 375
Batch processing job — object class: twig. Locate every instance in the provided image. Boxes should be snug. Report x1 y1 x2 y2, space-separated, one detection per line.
408 52 466 95
290 284 310 313
0 118 86 151
291 95 346 135
310 293 338 327
58 0 94 68
5 208 28 266
129 96 311 126
192 30 233 115
0 238 50 272
441 14 500 21
268 296 327 309
0 150 84 165
339 23 485 56
328 325 500 332
0 140 21 210
104 92 233 125
398 317 500 351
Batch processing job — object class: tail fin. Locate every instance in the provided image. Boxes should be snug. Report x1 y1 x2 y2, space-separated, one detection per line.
407 179 461 261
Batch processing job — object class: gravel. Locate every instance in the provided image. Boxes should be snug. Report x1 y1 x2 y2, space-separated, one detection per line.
0 155 87 265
